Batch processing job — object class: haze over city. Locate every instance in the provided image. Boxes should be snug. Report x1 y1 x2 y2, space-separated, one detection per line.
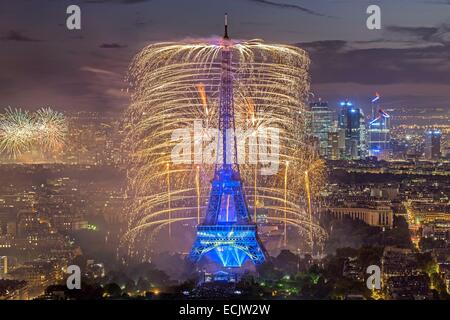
0 0 449 306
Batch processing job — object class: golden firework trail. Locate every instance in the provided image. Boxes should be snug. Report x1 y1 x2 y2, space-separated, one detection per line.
124 38 327 257
0 107 67 158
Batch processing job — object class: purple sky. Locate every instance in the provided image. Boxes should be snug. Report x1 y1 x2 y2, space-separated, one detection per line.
1 0 450 113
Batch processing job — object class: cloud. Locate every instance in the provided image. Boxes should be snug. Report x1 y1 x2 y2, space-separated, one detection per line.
385 24 450 45
105 88 130 98
83 0 151 3
424 0 450 4
386 26 439 41
297 40 450 86
296 21 450 92
243 0 328 17
0 30 41 42
100 43 128 49
297 40 348 52
80 66 118 76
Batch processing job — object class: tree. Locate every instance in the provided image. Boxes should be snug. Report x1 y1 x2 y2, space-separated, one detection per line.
125 280 137 293
273 250 298 274
146 268 171 286
136 277 150 292
358 246 383 267
67 283 104 300
257 262 283 282
104 283 122 297
416 252 437 275
430 273 450 300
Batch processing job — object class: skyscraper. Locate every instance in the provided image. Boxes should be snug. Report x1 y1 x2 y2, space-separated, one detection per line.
309 101 332 158
338 100 366 160
327 130 341 160
359 109 368 159
368 108 392 160
425 130 442 160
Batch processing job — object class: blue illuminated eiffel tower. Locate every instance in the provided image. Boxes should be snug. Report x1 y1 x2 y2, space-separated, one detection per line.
189 15 267 268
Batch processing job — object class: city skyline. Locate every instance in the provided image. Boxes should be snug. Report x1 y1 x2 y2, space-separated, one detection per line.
1 1 450 304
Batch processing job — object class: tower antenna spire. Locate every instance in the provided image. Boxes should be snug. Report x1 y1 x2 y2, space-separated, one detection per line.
224 13 229 39
189 11 267 269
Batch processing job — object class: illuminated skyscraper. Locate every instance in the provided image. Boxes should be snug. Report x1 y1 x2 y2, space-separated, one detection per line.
338 100 366 160
425 130 442 160
359 109 368 159
368 108 391 160
309 101 332 158
327 130 341 160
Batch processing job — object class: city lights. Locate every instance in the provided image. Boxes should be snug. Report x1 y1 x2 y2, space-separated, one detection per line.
1 1 449 306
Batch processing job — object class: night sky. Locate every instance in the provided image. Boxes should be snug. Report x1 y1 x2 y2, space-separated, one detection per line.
1 0 450 112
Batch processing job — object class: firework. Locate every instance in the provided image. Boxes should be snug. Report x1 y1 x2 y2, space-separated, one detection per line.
0 107 67 157
0 108 35 157
34 107 68 152
124 39 327 257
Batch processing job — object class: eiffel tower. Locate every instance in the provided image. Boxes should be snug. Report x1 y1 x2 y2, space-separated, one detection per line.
188 14 267 268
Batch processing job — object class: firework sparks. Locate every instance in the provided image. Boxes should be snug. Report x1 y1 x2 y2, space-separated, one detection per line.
124 38 327 257
0 108 34 157
0 107 67 157
34 108 67 152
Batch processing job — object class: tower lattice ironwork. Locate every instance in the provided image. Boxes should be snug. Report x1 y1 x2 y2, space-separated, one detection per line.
188 14 267 268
